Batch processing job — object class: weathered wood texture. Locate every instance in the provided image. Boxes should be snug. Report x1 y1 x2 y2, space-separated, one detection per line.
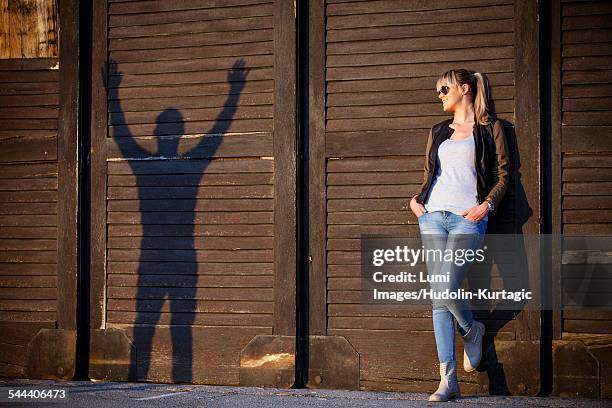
320 0 541 393
91 0 287 383
0 0 58 59
0 56 60 377
557 1 612 337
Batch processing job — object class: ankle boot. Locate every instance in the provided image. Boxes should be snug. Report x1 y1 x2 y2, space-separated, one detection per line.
428 361 460 402
462 320 485 372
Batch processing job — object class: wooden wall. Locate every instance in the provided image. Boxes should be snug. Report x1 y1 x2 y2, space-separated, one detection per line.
89 0 296 384
307 0 541 395
0 59 59 377
557 0 612 338
551 0 612 398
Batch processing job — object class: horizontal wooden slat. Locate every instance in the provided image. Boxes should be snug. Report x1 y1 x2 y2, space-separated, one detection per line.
109 3 274 27
328 184 418 198
107 185 273 199
562 196 612 209
108 261 273 275
109 15 273 39
327 172 420 185
107 198 273 212
0 239 56 250
109 30 273 53
110 42 273 64
107 299 273 314
108 286 273 301
563 182 612 196
107 236 272 249
0 215 56 227
107 133 273 157
0 227 57 239
563 168 612 182
0 300 56 312
0 203 57 215
107 211 272 224
0 250 56 263
327 131 425 157
0 288 56 300
107 274 272 287
107 249 272 262
0 134 57 162
108 158 273 174
108 224 273 237
106 311 273 326
0 311 55 322
107 173 272 187
328 198 409 212
0 264 56 275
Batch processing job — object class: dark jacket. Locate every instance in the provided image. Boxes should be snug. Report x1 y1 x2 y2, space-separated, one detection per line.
414 117 510 214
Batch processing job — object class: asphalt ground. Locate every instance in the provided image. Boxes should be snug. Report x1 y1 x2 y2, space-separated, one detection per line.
0 380 610 408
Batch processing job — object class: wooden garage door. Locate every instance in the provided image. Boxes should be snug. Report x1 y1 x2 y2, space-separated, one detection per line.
89 0 296 383
0 0 78 379
553 0 612 338
308 0 541 394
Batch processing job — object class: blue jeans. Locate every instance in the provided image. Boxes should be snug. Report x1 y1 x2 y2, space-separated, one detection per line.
417 210 487 363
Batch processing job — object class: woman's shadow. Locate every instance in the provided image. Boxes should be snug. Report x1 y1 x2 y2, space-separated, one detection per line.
103 58 250 382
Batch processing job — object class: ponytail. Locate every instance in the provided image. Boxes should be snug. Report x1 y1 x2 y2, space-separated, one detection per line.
473 72 490 125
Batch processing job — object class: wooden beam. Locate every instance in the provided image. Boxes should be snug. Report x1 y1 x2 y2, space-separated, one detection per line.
56 0 78 330
90 0 108 330
550 0 563 340
273 0 297 336
309 0 326 336
514 0 541 342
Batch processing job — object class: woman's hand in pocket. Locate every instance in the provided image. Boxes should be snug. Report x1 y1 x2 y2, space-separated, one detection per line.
410 195 427 218
461 202 489 222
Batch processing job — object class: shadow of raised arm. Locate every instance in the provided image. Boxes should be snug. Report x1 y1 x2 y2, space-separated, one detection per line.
103 59 150 159
183 59 250 158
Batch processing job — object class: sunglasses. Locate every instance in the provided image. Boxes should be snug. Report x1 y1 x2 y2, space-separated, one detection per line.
437 85 450 96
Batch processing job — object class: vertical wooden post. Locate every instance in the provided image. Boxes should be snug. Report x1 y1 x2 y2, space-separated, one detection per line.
549 0 563 341
273 0 297 336
56 0 78 331
514 0 541 341
90 0 108 331
308 0 326 336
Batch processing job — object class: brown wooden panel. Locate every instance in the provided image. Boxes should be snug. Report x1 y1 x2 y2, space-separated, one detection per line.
0 133 57 162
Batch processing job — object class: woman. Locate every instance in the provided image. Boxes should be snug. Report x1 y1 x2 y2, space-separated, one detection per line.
409 69 510 402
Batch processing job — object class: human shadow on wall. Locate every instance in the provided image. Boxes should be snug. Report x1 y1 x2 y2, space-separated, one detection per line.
466 116 535 395
104 58 250 382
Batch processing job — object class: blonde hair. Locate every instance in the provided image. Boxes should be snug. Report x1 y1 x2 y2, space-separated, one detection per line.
436 69 491 125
